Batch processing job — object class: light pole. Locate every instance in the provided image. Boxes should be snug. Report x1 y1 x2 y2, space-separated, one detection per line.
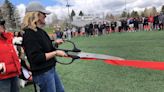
124 0 127 18
125 0 126 11
66 0 70 26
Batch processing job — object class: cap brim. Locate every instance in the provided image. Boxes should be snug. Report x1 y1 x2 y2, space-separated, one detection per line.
40 10 51 15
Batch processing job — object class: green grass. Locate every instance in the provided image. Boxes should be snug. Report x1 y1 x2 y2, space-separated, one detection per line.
44 26 54 34
21 31 164 92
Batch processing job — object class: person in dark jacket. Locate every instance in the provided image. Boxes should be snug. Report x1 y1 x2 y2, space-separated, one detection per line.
22 2 67 92
153 14 159 30
0 19 21 92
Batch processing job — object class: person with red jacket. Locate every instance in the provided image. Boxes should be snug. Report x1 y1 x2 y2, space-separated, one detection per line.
0 19 21 92
148 15 154 30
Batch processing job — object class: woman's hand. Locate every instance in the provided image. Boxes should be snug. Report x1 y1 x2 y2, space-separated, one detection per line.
55 50 67 57
55 39 64 45
0 63 6 74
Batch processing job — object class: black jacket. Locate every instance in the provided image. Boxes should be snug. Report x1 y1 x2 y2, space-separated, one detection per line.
22 27 56 76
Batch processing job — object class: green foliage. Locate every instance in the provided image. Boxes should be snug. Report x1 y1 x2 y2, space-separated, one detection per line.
21 31 164 92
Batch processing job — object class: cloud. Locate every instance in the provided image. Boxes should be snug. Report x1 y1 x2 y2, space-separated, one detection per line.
49 0 164 16
16 0 164 23
16 4 26 22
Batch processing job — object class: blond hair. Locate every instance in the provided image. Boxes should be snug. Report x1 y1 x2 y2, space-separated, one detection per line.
22 12 39 31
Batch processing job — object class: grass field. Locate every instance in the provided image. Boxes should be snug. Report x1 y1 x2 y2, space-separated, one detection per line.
21 31 164 92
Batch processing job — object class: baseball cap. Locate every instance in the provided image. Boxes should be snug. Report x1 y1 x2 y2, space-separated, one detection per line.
26 2 51 14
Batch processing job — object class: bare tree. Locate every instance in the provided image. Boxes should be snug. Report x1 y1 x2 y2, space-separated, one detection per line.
1 0 20 31
161 5 164 13
109 14 115 20
143 8 149 17
150 6 157 16
51 14 59 25
105 13 111 20
131 10 139 18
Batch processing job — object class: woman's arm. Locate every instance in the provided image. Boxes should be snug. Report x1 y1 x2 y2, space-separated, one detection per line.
45 50 67 61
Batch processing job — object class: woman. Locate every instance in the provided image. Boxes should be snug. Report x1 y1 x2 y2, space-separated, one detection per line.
0 20 21 92
22 2 67 92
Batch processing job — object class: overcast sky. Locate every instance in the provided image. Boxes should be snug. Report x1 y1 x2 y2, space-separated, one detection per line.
1 0 164 23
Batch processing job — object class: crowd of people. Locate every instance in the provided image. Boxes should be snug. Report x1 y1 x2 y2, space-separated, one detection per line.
54 13 164 39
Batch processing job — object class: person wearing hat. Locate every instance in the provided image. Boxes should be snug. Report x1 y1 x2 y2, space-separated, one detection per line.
0 19 21 92
22 2 66 92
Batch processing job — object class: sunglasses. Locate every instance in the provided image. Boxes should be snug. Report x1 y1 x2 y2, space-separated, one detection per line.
40 12 46 17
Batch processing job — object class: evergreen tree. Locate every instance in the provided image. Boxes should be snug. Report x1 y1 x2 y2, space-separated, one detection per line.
121 11 127 18
70 10 76 21
79 11 84 16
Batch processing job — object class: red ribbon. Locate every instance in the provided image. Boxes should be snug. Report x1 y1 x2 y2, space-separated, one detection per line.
79 58 164 70
104 59 164 70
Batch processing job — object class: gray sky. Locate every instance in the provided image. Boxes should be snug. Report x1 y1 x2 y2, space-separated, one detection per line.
15 0 164 22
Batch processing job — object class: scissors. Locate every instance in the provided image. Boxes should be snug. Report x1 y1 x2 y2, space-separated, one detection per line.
55 40 124 65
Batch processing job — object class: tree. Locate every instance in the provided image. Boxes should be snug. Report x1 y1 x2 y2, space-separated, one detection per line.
127 12 130 18
51 13 59 25
140 11 145 17
14 9 21 29
151 6 157 16
1 0 19 31
161 5 164 13
109 14 115 20
0 9 3 19
105 13 110 20
121 11 127 18
70 10 75 21
79 11 84 16
143 8 149 17
131 10 139 18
